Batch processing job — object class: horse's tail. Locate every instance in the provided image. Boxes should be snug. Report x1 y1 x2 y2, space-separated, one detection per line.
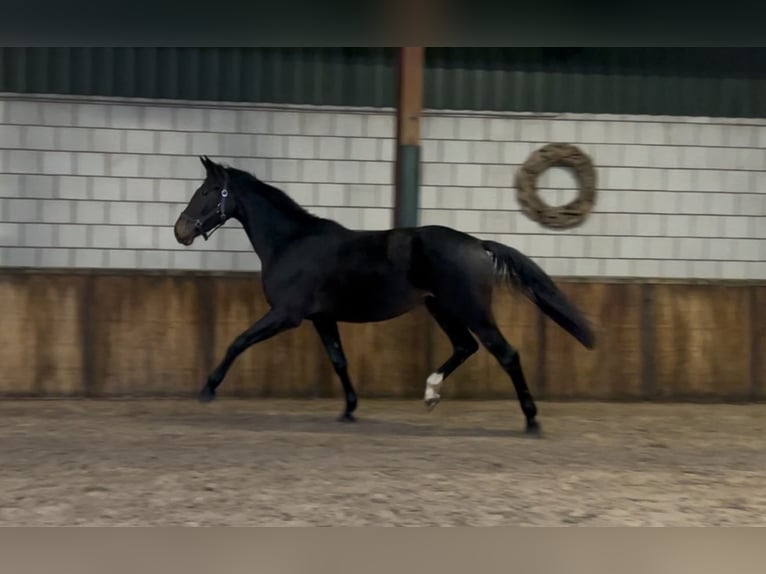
481 240 596 349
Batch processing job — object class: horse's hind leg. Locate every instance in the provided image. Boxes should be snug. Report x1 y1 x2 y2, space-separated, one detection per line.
470 321 540 434
422 297 479 409
415 230 538 432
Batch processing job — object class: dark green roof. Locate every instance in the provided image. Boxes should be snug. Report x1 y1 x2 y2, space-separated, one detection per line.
2 47 764 118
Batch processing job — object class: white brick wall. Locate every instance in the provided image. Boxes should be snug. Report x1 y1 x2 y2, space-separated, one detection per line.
1 94 765 279
0 95 396 271
420 112 766 280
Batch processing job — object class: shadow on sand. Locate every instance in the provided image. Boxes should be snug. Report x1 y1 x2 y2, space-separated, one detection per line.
149 409 540 439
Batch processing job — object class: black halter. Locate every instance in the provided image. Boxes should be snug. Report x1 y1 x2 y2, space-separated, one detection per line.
180 186 229 241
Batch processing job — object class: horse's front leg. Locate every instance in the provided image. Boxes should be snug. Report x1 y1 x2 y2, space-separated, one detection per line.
199 308 303 401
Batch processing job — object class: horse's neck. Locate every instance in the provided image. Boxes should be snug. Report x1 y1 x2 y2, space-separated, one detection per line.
235 190 313 267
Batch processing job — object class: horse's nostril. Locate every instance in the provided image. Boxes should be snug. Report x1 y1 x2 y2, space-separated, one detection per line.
174 218 195 245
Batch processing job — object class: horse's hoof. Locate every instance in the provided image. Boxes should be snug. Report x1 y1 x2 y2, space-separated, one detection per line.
337 412 357 423
198 385 216 403
424 397 440 411
525 420 542 436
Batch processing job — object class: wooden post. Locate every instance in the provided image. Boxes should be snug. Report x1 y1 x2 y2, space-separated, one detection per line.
393 47 425 229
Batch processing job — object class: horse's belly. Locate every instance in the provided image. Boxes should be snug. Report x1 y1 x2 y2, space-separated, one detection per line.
326 274 427 323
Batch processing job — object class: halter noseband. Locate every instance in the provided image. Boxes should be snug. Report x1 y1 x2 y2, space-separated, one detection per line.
180 186 229 241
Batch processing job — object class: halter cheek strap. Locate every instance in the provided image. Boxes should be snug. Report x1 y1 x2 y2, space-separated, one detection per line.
219 187 229 219
200 187 229 241
181 186 230 241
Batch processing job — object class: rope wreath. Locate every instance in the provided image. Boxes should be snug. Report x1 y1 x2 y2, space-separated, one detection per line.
514 143 597 229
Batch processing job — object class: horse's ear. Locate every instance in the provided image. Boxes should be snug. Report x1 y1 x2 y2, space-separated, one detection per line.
200 156 227 182
200 156 222 179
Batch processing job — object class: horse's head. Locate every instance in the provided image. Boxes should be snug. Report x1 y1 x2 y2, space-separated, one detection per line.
174 156 233 245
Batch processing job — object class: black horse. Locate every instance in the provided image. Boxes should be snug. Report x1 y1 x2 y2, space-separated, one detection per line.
174 156 595 433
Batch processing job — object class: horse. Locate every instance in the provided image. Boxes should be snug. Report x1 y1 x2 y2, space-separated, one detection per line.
173 156 595 434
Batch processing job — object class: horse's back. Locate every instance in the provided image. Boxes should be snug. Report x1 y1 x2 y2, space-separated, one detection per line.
408 225 497 319
263 224 493 323
324 225 494 323
410 225 494 283
264 228 422 322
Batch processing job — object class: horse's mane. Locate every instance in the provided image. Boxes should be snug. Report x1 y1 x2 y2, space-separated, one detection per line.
224 165 316 222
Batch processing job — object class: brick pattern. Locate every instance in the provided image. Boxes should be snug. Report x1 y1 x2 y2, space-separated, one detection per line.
419 113 766 280
1 95 765 279
0 97 396 271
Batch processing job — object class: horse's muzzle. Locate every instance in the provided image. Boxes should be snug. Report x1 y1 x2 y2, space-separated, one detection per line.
174 217 197 246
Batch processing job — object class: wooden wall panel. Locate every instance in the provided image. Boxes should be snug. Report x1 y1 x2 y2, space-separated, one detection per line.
0 271 762 401
652 283 752 399
90 275 210 395
338 307 431 398
0 274 84 395
544 282 644 399
0 276 35 394
208 276 330 398
750 286 765 401
207 281 429 399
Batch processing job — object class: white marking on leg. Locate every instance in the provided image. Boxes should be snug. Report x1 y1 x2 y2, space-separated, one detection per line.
424 371 444 407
